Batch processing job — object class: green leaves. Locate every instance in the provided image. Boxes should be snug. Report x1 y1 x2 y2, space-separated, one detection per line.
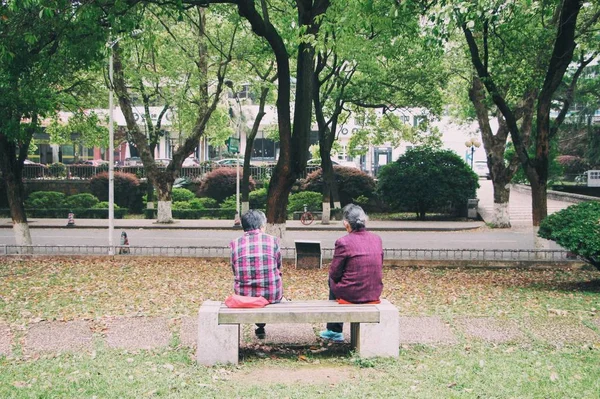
538 201 600 269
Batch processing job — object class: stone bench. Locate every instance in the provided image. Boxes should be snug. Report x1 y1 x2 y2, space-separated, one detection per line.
196 299 399 366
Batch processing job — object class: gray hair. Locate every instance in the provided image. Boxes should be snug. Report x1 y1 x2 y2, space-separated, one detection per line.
241 209 266 231
343 204 367 231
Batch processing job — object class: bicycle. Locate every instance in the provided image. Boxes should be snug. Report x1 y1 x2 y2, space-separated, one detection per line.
300 204 314 225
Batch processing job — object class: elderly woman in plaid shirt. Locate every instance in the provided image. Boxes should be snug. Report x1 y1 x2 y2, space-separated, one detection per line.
230 209 283 339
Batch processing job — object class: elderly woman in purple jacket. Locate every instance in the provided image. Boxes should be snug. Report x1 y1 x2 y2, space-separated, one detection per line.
320 204 384 342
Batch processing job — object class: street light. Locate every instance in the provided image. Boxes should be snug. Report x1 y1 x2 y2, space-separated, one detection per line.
225 80 241 227
107 29 143 255
465 137 481 169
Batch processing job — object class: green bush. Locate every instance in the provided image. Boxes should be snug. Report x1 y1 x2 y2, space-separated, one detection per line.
287 191 323 214
92 201 122 210
197 168 256 203
48 163 67 178
219 195 237 209
301 166 376 206
25 191 66 209
189 197 218 209
144 208 236 219
64 193 99 209
249 187 268 209
538 201 600 269
377 147 479 220
172 188 195 202
172 201 192 210
90 171 142 212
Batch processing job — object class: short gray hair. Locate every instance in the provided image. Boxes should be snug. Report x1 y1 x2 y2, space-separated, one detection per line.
343 204 367 231
241 209 266 231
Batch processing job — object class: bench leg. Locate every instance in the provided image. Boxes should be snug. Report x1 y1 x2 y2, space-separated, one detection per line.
352 300 399 358
196 301 239 366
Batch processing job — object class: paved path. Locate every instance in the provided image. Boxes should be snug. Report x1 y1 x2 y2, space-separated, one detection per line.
2 315 598 359
476 181 586 226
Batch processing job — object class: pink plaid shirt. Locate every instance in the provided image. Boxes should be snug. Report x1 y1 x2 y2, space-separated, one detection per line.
230 229 283 303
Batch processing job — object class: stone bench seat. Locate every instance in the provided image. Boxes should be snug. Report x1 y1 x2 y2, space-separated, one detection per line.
196 299 399 366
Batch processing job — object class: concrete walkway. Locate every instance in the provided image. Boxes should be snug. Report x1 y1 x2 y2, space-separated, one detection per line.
0 217 484 232
2 314 599 358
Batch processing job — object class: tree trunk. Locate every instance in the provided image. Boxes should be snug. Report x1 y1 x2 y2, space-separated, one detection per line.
155 180 174 223
491 180 511 227
0 128 33 247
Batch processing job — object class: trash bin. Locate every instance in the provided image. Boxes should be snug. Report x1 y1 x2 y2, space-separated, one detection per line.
467 199 479 219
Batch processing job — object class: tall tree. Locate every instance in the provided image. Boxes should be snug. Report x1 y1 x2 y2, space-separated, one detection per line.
452 0 599 227
111 3 235 222
0 1 106 245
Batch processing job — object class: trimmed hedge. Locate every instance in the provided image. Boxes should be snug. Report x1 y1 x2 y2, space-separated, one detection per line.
144 208 237 219
90 171 142 212
197 168 256 203
0 208 128 219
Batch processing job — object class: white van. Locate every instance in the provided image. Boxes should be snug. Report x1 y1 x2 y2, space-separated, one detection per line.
474 160 490 179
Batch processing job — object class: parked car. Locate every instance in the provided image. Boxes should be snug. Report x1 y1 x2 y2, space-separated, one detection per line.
124 157 143 166
155 158 171 167
182 157 200 167
473 160 491 179
307 158 359 168
83 159 109 167
214 158 256 167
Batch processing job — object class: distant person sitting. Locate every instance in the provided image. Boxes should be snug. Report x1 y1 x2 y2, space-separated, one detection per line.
230 210 283 339
320 204 384 342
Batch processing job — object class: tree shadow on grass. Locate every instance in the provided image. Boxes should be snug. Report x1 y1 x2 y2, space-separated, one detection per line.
239 341 352 363
536 279 600 293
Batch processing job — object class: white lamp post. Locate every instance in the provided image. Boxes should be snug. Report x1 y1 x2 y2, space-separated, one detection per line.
465 138 481 169
225 80 242 227
107 29 143 255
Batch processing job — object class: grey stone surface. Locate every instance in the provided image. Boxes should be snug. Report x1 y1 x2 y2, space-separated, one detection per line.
455 317 524 343
523 317 600 345
25 321 92 353
105 317 170 350
399 316 458 345
197 301 239 366
0 322 12 356
180 316 197 347
354 301 399 358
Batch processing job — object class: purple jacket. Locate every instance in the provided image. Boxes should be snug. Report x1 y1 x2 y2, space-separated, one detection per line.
329 228 383 303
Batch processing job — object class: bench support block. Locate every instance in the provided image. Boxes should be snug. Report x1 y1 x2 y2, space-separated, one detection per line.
351 301 399 358
196 300 239 366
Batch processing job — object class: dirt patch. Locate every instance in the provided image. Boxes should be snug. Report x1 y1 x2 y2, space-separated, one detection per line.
179 316 197 348
399 316 458 345
522 317 600 345
455 317 524 343
0 322 12 355
104 317 170 350
231 365 378 385
25 320 92 353
241 323 319 345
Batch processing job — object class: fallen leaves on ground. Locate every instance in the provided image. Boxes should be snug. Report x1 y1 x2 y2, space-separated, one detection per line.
0 257 599 326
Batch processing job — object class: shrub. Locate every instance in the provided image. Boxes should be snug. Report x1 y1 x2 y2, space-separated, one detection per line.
172 188 195 202
25 191 66 209
172 201 193 210
249 187 268 209
48 163 67 178
189 197 218 209
90 172 141 212
538 201 600 269
287 191 323 214
198 168 255 203
64 193 99 209
377 147 479 220
301 166 376 206
219 195 237 209
92 201 122 210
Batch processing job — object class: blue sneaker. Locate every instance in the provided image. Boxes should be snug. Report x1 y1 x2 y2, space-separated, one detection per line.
319 329 344 342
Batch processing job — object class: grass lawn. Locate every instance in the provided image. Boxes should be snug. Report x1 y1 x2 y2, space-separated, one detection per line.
1 257 599 397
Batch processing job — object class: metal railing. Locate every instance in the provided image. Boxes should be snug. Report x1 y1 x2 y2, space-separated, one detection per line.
21 164 322 181
0 244 575 262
